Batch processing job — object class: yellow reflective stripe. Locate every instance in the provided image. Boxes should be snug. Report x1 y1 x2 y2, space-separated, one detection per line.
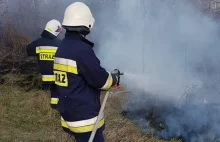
36 46 58 54
42 75 55 82
36 49 57 54
47 28 53 33
54 63 78 74
50 98 59 105
61 119 105 133
42 78 55 81
100 72 113 90
61 113 104 127
62 120 69 128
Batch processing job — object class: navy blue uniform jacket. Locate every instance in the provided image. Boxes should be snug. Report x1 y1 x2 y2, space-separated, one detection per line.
54 32 117 132
26 30 61 107
26 30 61 82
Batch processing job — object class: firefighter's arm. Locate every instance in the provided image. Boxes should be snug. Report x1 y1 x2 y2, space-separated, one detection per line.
78 49 118 90
26 41 38 56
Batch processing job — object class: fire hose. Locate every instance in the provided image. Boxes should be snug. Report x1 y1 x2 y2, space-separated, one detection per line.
88 69 126 142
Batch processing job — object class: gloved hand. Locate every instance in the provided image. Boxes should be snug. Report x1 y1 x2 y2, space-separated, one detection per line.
111 69 121 77
111 69 123 89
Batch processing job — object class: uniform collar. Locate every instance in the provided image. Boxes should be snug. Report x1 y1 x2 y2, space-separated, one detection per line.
65 31 94 47
41 30 57 39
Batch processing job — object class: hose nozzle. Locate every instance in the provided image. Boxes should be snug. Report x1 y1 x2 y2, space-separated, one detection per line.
112 69 124 86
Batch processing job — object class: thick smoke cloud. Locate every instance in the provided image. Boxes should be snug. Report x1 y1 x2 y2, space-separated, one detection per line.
91 0 220 141
95 0 216 98
7 0 220 141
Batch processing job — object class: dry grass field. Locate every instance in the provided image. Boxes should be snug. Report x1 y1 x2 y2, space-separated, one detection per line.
0 74 180 142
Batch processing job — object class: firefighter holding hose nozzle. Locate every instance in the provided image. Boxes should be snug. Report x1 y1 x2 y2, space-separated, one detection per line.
53 2 122 142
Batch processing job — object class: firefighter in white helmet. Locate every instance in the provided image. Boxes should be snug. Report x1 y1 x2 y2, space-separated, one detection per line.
54 2 118 142
26 19 62 109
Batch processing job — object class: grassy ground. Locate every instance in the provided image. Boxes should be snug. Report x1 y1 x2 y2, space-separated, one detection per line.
0 75 180 142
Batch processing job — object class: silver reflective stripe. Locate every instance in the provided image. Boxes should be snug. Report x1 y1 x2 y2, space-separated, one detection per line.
51 98 59 101
54 57 77 67
61 113 104 127
36 46 58 50
42 75 55 78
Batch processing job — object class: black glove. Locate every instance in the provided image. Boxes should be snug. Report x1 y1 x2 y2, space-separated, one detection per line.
111 69 121 77
111 69 124 86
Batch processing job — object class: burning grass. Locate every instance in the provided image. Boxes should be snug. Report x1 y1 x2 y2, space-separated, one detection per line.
0 74 181 142
121 91 220 142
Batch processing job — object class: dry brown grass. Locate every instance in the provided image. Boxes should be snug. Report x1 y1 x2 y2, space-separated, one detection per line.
0 75 180 142
104 94 162 142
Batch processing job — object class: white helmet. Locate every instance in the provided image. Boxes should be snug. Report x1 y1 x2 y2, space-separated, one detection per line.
45 19 62 37
62 2 95 33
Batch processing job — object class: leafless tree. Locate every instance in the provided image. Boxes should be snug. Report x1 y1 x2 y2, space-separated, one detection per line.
0 0 8 18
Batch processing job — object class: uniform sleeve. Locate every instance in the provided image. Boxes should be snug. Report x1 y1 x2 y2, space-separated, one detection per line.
26 40 38 56
78 48 117 90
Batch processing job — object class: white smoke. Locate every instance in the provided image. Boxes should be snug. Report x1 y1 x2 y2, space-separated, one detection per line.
7 0 220 141
94 0 211 98
90 0 220 141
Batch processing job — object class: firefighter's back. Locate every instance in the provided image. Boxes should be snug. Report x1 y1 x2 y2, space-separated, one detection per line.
36 35 61 81
26 19 63 109
54 32 101 121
